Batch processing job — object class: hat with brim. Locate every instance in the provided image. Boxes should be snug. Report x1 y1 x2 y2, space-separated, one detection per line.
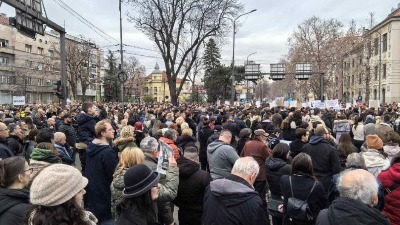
254 129 269 137
122 164 160 198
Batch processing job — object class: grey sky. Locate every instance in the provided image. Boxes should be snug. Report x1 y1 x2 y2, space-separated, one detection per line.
0 0 398 74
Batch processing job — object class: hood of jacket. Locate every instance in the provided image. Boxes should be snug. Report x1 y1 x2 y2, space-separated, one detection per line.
177 156 200 178
309 135 325 145
207 140 229 154
87 138 111 157
209 175 258 207
0 188 29 215
76 113 95 126
113 137 135 147
363 149 390 168
383 145 400 157
30 148 60 163
327 197 390 225
159 136 175 145
265 157 289 171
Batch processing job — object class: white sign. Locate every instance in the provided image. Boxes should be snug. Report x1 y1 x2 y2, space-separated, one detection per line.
310 100 321 108
302 103 309 108
325 99 339 108
345 103 352 109
290 100 298 108
13 96 25 106
369 100 380 109
156 140 174 175
256 101 261 108
224 101 230 106
315 102 326 109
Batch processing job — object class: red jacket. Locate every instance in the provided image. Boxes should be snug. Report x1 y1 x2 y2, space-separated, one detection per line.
159 137 180 159
378 163 400 225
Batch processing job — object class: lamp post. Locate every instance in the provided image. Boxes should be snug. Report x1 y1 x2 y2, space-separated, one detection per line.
376 31 382 102
119 0 124 102
246 51 257 101
230 9 257 103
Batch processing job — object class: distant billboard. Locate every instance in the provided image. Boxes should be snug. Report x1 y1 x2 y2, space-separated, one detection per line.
15 0 44 37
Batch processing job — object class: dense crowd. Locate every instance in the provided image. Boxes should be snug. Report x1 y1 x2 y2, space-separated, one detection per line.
0 101 399 225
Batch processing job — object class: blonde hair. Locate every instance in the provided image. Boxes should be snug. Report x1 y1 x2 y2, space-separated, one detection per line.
114 147 145 176
176 117 185 126
120 125 135 139
120 119 128 128
182 128 193 136
181 122 189 130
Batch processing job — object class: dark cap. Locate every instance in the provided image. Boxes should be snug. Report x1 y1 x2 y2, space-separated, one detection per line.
123 164 160 198
63 113 72 119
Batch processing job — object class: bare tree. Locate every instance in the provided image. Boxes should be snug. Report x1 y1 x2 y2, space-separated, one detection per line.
126 0 242 105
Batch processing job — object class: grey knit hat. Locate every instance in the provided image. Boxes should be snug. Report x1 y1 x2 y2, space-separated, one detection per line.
30 164 88 206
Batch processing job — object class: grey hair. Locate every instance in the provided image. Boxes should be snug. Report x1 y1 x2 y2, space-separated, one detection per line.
219 130 232 139
231 157 259 177
346 153 365 167
163 129 177 140
53 132 66 144
337 169 378 205
140 137 159 153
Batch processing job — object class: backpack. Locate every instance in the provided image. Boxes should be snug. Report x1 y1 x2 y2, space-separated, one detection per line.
286 176 316 223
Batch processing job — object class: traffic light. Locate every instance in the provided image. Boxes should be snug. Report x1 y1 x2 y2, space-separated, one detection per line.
53 80 64 99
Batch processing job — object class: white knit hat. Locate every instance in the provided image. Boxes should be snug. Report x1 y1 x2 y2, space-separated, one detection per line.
30 164 88 206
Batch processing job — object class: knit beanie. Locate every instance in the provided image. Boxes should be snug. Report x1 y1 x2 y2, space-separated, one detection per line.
30 164 88 206
366 135 383 150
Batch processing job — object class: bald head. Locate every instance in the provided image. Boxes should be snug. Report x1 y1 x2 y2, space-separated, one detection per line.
54 132 66 145
337 169 378 206
231 157 259 186
0 122 9 139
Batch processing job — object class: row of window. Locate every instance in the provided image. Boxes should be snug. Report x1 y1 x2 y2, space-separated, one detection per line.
345 64 388 86
1 75 50 86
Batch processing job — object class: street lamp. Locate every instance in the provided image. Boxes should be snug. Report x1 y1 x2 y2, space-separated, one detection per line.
231 9 257 103
246 51 257 101
247 51 257 64
375 31 382 102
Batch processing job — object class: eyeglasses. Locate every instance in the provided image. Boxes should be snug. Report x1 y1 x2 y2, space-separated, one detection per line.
24 168 34 173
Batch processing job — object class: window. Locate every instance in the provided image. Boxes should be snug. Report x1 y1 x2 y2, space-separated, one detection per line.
359 73 362 84
374 38 379 56
25 77 32 85
153 87 158 95
0 57 9 66
37 63 43 70
38 79 45 86
26 60 33 68
37 47 44 55
383 64 386 79
48 50 54 57
367 42 372 57
359 56 362 64
352 59 355 67
25 44 32 53
343 62 346 70
374 66 378 80
382 33 387 52
352 75 354 85
0 39 9 48
1 75 11 84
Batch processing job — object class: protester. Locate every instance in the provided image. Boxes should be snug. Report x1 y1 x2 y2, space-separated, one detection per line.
352 116 365 151
383 131 400 161
113 125 137 153
30 142 62 178
202 157 268 225
0 122 13 159
0 156 31 224
7 124 23 156
27 164 97 225
337 133 358 168
289 128 308 161
362 135 390 177
198 117 214 171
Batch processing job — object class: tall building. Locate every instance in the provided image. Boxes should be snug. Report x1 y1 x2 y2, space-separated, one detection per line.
0 13 103 104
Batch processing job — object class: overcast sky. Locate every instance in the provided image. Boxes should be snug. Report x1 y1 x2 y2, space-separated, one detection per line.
0 0 398 75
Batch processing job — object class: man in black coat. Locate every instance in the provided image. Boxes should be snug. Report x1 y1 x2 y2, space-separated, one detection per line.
174 147 212 225
316 169 390 225
302 126 341 192
58 113 77 159
198 117 214 171
0 122 13 159
202 157 268 225
7 124 23 156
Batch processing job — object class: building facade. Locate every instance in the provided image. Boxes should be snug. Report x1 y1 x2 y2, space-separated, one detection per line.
0 13 102 104
144 63 190 103
341 7 400 104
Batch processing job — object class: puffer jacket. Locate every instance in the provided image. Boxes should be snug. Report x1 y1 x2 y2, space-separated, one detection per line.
0 188 30 225
333 120 350 141
266 157 291 198
378 163 400 225
113 137 137 152
362 149 390 177
76 113 96 145
383 144 400 162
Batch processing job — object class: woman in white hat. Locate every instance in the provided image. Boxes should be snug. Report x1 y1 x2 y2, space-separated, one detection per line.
27 164 97 225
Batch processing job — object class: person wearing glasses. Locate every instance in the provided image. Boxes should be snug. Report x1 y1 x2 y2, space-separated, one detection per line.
0 122 13 159
0 156 31 224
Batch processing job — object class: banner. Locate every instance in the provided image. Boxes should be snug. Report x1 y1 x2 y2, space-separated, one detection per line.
290 100 298 108
315 102 326 109
13 96 25 106
325 99 339 108
224 101 230 105
369 100 380 109
256 101 261 108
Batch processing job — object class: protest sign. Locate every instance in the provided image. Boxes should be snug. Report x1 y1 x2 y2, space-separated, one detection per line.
156 140 174 175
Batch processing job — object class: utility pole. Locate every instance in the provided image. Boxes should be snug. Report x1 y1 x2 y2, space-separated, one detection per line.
119 0 124 102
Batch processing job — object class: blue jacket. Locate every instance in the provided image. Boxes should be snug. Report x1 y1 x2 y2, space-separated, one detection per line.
76 113 96 145
84 139 118 220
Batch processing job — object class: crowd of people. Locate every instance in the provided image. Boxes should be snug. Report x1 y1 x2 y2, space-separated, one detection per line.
0 101 399 225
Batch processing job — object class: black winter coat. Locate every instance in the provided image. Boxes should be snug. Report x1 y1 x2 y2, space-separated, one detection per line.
281 174 328 224
58 122 77 148
7 135 23 156
185 117 197 136
174 157 212 225
84 139 118 220
266 157 291 198
176 135 197 151
198 126 214 161
202 174 268 225
76 113 96 145
289 139 306 160
0 138 13 159
316 197 390 225
0 188 30 225
116 205 160 225
301 136 341 192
